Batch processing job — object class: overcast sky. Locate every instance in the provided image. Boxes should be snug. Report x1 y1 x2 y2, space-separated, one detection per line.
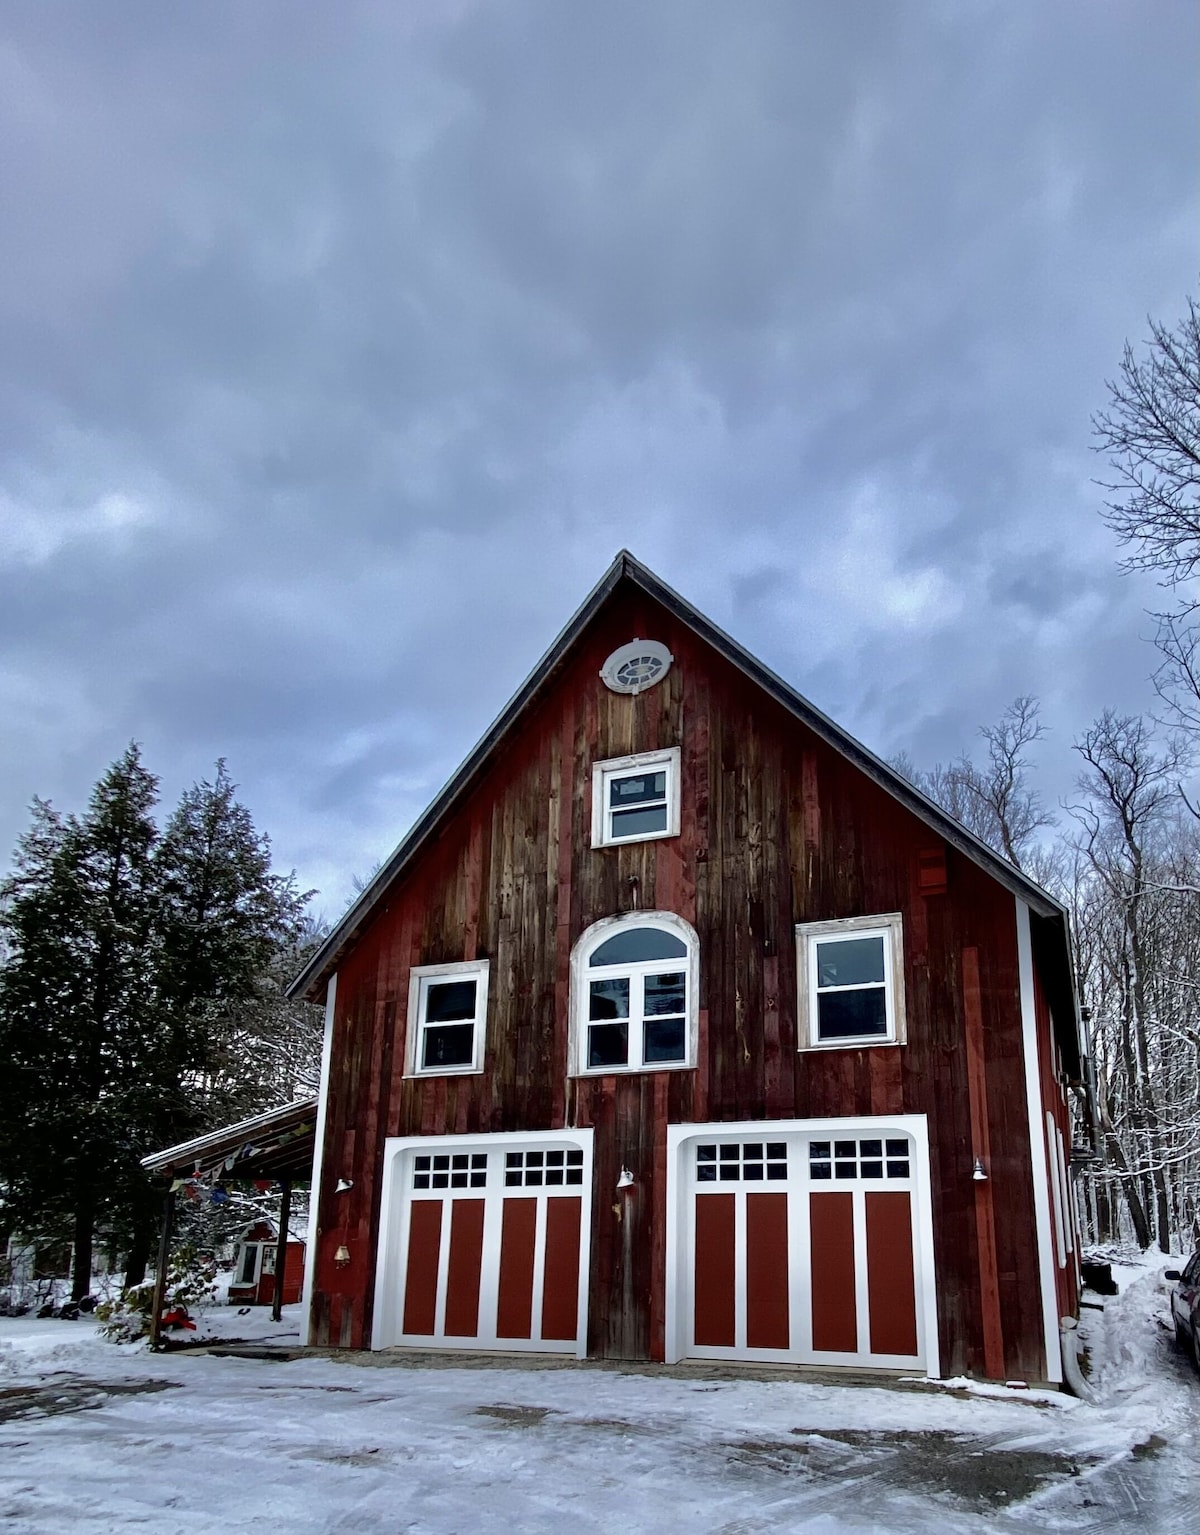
1 1 1195 918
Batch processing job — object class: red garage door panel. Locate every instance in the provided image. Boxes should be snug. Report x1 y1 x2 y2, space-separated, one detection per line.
444 1199 486 1338
746 1193 789 1350
496 1198 538 1340
810 1192 857 1353
694 1193 736 1347
866 1191 918 1357
541 1196 583 1342
402 1200 443 1336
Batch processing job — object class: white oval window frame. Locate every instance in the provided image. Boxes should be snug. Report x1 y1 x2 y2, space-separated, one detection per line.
600 639 674 695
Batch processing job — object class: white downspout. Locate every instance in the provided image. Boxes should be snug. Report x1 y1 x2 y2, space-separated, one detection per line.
301 972 337 1339
1016 900 1063 1384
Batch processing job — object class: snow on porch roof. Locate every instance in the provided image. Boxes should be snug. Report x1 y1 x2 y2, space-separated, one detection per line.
140 1097 318 1183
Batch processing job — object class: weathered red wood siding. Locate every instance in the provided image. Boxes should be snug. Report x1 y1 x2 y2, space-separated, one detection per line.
1034 966 1082 1326
308 585 1054 1379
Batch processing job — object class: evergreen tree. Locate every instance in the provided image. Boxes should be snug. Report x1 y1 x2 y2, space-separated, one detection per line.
0 747 159 1300
0 748 319 1297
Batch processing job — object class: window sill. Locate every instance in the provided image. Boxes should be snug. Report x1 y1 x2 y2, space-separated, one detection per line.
570 1062 697 1079
403 1066 486 1080
591 828 681 850
798 1038 903 1053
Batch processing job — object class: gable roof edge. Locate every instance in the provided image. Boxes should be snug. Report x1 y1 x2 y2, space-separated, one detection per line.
289 550 1065 1002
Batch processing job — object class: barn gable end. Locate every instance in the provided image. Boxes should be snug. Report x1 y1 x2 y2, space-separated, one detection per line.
299 554 1086 1383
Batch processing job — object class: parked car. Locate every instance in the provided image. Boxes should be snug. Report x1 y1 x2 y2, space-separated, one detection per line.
1164 1252 1200 1369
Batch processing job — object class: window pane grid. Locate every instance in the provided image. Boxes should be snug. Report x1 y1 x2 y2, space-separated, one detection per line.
799 920 903 1051
594 751 678 849
503 1148 585 1188
412 963 487 1076
696 1141 788 1183
584 960 688 1070
807 1138 910 1181
413 1151 488 1190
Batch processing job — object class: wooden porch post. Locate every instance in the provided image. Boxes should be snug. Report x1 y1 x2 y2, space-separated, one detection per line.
148 1188 175 1350
272 1178 293 1324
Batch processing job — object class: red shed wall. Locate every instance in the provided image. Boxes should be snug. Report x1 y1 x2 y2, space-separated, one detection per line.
309 587 1053 1378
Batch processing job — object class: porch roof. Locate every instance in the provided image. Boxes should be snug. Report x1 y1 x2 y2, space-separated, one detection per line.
140 1098 318 1184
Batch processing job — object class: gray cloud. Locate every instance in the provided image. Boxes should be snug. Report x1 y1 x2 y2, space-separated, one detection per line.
0 0 1194 907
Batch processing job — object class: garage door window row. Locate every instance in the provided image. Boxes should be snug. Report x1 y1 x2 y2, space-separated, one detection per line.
412 1152 488 1190
695 1142 789 1182
505 1148 586 1187
808 1138 910 1180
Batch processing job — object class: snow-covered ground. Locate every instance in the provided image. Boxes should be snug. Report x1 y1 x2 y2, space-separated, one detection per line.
0 1256 1195 1534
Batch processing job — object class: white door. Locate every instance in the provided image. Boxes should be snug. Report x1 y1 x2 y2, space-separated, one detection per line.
376 1131 593 1356
671 1116 937 1372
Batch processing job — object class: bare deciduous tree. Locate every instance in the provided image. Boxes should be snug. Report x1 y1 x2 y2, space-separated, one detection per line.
1094 296 1200 594
893 697 1053 872
1094 296 1200 778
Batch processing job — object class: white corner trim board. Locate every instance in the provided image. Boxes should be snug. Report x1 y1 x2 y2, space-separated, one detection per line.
1016 898 1064 1384
302 972 338 1328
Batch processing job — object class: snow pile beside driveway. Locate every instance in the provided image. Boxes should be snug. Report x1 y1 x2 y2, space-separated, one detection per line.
0 1256 1195 1534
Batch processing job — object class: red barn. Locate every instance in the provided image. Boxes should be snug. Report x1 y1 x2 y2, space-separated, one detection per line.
229 1220 305 1308
289 553 1089 1385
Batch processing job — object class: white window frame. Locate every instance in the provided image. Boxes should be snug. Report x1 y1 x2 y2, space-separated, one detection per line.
591 747 681 848
405 959 490 1078
570 911 699 1077
795 913 905 1051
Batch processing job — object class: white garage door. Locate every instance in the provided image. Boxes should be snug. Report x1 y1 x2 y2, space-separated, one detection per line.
374 1131 593 1355
669 1116 938 1372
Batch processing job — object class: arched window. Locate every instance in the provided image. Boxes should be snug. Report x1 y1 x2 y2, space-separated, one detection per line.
571 912 699 1075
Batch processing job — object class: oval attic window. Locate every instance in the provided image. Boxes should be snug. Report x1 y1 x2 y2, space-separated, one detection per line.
600 639 674 695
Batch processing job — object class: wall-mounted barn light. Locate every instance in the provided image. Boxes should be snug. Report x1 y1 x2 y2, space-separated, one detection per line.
334 1177 354 1193
972 1159 988 1183
333 1245 351 1266
616 1167 634 1191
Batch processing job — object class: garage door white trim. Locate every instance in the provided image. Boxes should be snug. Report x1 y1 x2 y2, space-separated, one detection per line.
372 1129 593 1357
665 1115 939 1375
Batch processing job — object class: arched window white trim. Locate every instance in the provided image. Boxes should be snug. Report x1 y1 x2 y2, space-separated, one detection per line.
569 911 699 1076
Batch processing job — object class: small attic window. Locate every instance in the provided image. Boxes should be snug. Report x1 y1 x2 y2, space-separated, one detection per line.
600 639 673 695
592 748 681 847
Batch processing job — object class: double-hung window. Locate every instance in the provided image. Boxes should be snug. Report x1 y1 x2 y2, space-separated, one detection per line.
591 748 681 847
572 914 698 1074
796 914 905 1050
406 959 489 1076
